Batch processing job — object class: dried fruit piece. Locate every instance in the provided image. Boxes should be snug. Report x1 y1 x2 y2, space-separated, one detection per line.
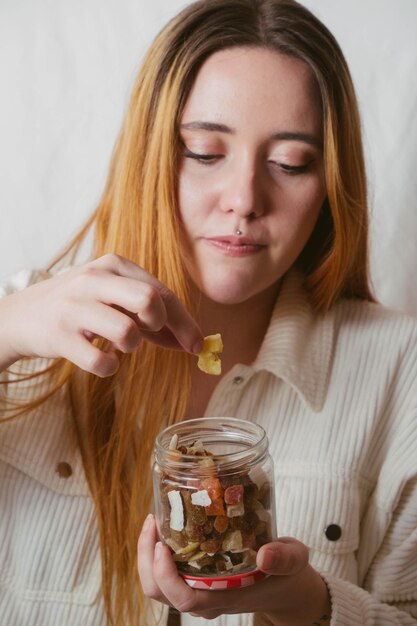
191 489 212 507
198 456 216 473
168 434 179 450
242 531 257 549
182 490 207 526
165 536 185 553
200 477 223 500
213 515 229 534
170 529 187 548
258 482 272 508
219 474 241 489
200 538 221 555
188 550 207 562
254 520 267 536
243 481 259 510
252 499 270 522
167 490 184 531
188 554 214 570
248 466 270 489
222 529 243 552
226 502 245 517
229 552 244 565
184 520 205 542
241 510 259 531
232 549 257 572
215 554 234 572
197 333 223 375
224 484 244 504
205 497 226 517
186 439 205 455
215 559 227 573
230 516 245 531
173 550 198 563
193 507 208 526
203 519 214 535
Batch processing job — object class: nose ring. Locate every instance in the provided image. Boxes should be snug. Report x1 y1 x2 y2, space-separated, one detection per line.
235 211 258 237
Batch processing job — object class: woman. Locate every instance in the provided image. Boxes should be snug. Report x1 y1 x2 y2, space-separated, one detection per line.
0 1 416 625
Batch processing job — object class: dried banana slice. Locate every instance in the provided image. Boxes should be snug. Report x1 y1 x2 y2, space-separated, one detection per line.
197 333 223 375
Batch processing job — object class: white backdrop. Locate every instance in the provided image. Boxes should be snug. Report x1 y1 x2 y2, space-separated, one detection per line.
1 0 416 315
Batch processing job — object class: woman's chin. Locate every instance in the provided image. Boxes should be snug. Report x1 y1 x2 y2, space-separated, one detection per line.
196 279 260 306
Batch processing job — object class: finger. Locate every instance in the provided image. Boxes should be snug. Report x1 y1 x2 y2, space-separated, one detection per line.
91 255 203 354
159 287 204 355
63 334 119 377
76 270 169 333
153 541 200 614
75 302 142 353
137 515 170 604
138 327 186 351
154 544 243 616
257 538 309 576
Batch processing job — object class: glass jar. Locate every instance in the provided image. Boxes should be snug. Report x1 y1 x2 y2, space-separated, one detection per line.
153 417 276 590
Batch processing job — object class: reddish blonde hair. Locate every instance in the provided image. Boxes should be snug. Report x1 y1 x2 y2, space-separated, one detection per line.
2 1 373 624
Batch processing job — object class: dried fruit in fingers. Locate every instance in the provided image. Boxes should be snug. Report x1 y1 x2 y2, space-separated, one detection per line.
197 333 223 375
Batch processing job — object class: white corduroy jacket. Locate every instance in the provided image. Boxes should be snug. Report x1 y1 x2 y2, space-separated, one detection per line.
1 268 417 626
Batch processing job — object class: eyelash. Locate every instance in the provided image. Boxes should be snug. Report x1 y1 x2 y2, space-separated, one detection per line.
183 149 312 174
275 162 312 175
183 149 221 164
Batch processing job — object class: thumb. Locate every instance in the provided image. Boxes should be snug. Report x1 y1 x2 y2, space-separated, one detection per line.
256 537 309 576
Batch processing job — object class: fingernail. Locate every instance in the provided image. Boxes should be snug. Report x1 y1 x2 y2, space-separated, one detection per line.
155 541 163 561
262 548 278 571
142 513 153 532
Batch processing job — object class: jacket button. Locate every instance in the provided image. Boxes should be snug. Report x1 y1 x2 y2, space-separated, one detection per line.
233 376 244 385
56 462 73 478
325 524 342 541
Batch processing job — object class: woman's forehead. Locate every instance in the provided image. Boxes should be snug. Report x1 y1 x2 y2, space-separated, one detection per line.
181 47 322 137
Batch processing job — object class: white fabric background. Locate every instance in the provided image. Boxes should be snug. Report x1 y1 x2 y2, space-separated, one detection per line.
0 0 416 315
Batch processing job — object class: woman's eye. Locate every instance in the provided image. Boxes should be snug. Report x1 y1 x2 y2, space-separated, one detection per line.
183 148 221 164
269 160 313 175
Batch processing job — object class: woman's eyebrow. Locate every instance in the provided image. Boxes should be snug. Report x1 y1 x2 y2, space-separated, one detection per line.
271 131 322 147
180 121 234 133
180 122 321 147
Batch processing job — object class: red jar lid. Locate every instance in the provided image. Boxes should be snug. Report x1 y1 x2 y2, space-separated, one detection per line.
183 567 268 590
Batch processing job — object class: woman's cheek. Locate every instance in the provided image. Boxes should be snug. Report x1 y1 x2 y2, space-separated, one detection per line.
178 171 213 232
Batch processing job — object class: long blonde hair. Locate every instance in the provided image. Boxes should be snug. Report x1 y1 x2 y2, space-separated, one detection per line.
2 1 373 624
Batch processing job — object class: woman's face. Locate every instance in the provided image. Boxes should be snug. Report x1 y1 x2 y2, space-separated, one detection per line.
178 46 326 305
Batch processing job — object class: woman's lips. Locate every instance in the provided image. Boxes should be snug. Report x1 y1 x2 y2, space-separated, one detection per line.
204 235 266 256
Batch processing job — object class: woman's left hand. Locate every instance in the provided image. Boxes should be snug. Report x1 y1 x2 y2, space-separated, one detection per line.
137 514 331 625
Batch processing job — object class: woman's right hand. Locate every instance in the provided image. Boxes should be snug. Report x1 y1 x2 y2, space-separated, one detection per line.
0 254 203 376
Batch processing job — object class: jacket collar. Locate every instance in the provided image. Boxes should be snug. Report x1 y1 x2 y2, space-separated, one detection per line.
253 269 335 411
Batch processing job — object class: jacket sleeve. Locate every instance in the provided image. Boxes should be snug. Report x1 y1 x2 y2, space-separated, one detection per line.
0 268 50 389
0 268 49 298
323 564 417 625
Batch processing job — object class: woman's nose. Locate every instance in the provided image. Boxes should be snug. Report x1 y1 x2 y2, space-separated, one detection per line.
218 159 266 219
